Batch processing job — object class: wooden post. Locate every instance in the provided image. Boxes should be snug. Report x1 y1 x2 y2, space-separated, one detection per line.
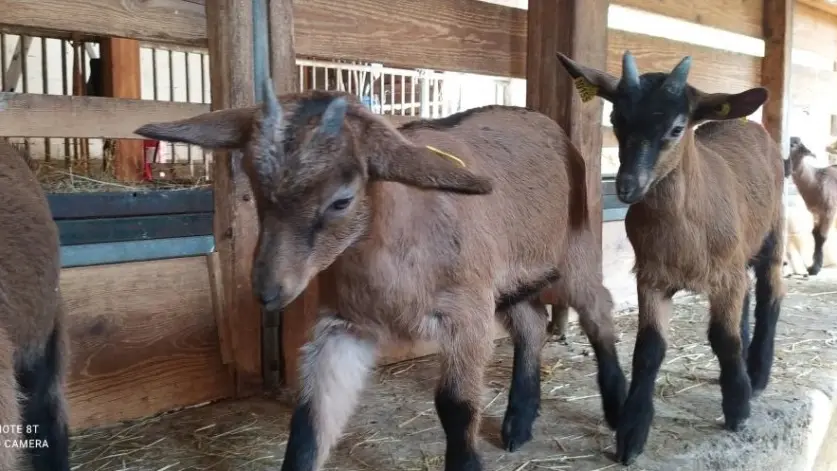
761 0 793 276
261 0 322 393
205 0 263 396
101 38 144 181
528 0 608 333
526 0 608 272
761 0 793 154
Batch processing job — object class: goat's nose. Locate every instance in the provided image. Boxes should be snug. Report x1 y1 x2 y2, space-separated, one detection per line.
257 285 282 308
616 174 638 202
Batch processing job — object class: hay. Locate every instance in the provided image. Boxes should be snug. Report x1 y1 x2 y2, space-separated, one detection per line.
34 159 211 194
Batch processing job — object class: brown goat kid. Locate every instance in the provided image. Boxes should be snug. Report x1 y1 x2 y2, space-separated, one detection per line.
786 136 837 276
557 52 786 465
135 83 628 471
0 140 70 470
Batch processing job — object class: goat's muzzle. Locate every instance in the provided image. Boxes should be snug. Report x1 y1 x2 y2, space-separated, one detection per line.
615 169 651 205
256 283 284 312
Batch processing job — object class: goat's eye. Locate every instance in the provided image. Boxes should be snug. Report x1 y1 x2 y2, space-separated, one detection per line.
669 126 685 138
328 197 353 212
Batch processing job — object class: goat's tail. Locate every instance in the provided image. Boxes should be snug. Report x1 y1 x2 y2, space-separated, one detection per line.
565 144 590 231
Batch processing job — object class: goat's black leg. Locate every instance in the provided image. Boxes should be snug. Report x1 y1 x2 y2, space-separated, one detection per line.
615 286 674 466
281 316 377 471
17 325 70 471
437 310 494 471
571 284 626 431
749 229 784 395
499 300 548 452
708 277 752 432
809 226 826 275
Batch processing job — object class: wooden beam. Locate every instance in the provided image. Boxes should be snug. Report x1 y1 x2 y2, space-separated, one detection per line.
0 0 770 84
526 0 608 275
0 0 206 47
613 0 763 38
64 256 233 430
0 93 210 138
0 93 422 139
0 0 526 79
762 0 793 153
205 0 263 396
101 38 144 181
798 0 837 18
608 30 761 93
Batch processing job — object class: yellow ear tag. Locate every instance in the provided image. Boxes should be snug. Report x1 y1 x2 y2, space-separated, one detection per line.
573 77 598 103
716 102 731 117
425 145 466 168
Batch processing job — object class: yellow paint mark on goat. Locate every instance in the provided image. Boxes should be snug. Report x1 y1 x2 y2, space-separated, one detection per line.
716 102 732 117
426 145 466 168
573 77 598 103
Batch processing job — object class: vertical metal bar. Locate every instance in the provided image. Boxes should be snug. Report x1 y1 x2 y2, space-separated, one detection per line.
61 39 69 161
200 52 207 103
168 49 175 162
410 74 416 116
42 37 51 162
80 42 89 168
434 77 440 117
0 34 6 90
185 51 193 165
252 0 281 392
20 36 30 157
151 48 159 101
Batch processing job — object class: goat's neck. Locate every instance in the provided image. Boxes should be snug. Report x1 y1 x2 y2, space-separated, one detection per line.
791 156 816 188
640 132 700 214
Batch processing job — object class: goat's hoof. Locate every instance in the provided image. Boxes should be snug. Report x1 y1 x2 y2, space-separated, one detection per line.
501 408 537 452
807 265 822 276
615 401 654 466
444 449 483 471
721 376 752 432
747 356 772 395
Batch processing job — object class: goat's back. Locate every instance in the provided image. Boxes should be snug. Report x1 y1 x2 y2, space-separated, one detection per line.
394 106 588 288
0 141 62 358
695 120 784 254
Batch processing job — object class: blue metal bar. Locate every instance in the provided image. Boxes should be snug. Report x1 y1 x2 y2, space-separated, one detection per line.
60 235 215 268
252 0 269 104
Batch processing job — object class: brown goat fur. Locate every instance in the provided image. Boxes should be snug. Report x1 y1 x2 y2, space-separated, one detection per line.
0 140 70 471
134 86 628 471
786 136 837 275
557 51 786 465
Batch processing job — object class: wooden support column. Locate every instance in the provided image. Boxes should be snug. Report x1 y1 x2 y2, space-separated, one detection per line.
261 0 320 393
761 0 793 154
761 0 793 274
526 0 609 274
101 38 144 181
205 0 262 396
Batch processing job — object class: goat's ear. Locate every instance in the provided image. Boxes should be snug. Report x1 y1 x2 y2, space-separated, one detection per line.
360 122 492 195
134 107 258 149
691 87 768 122
556 52 620 103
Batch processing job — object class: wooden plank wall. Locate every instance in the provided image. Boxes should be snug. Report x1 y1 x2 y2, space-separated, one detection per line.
63 257 233 430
